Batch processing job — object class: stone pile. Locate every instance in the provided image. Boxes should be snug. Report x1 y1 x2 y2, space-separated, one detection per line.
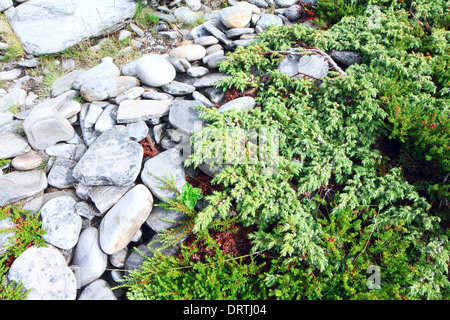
0 0 360 300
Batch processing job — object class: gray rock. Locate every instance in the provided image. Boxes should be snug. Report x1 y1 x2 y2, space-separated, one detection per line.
0 69 21 82
256 13 283 29
167 57 191 73
79 103 101 146
73 61 120 90
5 0 137 55
201 86 226 104
162 81 196 96
41 196 82 250
187 66 209 78
153 123 167 144
23 90 78 150
202 50 225 65
284 5 303 21
127 121 149 141
246 0 269 7
142 90 174 101
135 54 176 87
329 50 362 67
86 184 135 214
145 206 188 233
83 103 104 128
0 217 15 254
47 157 78 189
72 227 107 288
74 201 99 220
192 91 214 107
193 72 231 88
169 100 206 134
0 88 26 113
173 6 199 26
194 36 219 46
275 0 298 6
203 21 231 45
0 0 13 12
99 184 153 255
7 246 77 300
185 0 202 10
51 70 85 97
226 27 254 38
79 76 139 102
17 58 40 68
58 100 82 119
218 96 256 113
170 44 206 62
0 170 47 206
116 99 172 124
45 143 77 159
113 86 144 105
109 248 128 268
141 149 186 202
205 43 223 55
72 126 143 187
0 133 30 159
94 104 117 133
278 54 329 80
78 279 117 300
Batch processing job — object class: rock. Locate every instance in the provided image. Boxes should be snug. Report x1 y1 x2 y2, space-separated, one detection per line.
201 86 226 104
79 76 139 102
11 151 43 171
170 44 206 62
45 143 77 159
203 21 231 45
51 70 85 97
127 121 149 141
23 91 78 150
58 100 81 119
17 58 40 68
168 57 191 73
109 248 128 268
7 246 77 300
40 196 81 250
162 81 196 96
284 5 303 21
79 103 101 146
0 170 47 206
185 0 202 10
218 96 256 113
0 88 26 113
205 43 223 55
72 227 107 288
47 157 78 189
142 91 174 100
329 50 362 67
278 54 329 80
99 184 153 255
141 149 186 202
135 54 176 87
193 72 231 88
78 279 117 300
112 86 144 105
0 133 30 159
226 27 254 38
0 0 13 12
202 49 225 65
169 100 206 134
275 0 298 6
94 104 117 133
145 206 188 233
219 6 252 29
87 184 135 214
5 0 137 55
72 126 143 187
187 66 209 78
194 36 219 46
0 217 15 254
256 13 283 29
153 123 167 144
173 6 199 25
246 0 269 7
83 103 104 128
192 91 214 107
73 61 120 90
0 69 21 82
116 99 172 124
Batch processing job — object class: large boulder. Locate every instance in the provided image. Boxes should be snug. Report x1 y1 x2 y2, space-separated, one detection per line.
4 0 137 55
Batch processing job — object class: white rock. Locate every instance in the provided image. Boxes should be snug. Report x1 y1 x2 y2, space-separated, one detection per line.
11 151 43 171
169 44 206 62
0 133 31 159
41 196 82 250
7 246 77 300
0 170 47 206
116 99 172 124
78 279 117 300
135 54 176 87
99 184 153 255
219 5 253 29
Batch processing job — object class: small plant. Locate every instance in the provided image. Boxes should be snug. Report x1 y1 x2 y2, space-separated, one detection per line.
134 1 160 29
0 14 25 62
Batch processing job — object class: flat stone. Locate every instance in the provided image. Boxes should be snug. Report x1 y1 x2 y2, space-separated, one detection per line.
0 170 47 206
72 126 143 187
7 246 77 300
87 184 135 214
72 227 107 288
79 103 101 146
0 88 26 113
203 21 231 45
187 66 209 78
167 57 191 73
329 50 362 66
162 81 196 96
45 143 77 159
94 104 117 133
79 76 139 102
47 157 78 189
218 96 256 113
40 196 82 250
226 27 254 38
5 0 137 55
193 72 231 88
141 149 186 202
58 100 82 119
112 86 144 105
145 206 188 233
142 90 174 100
0 69 21 81
116 99 172 124
0 133 30 159
194 36 219 46
173 6 199 25
256 13 283 29
51 70 85 97
192 91 214 107
99 184 153 255
135 54 176 87
169 100 206 134
78 279 117 300
73 61 120 90
23 91 78 150
0 0 13 12
127 121 149 141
